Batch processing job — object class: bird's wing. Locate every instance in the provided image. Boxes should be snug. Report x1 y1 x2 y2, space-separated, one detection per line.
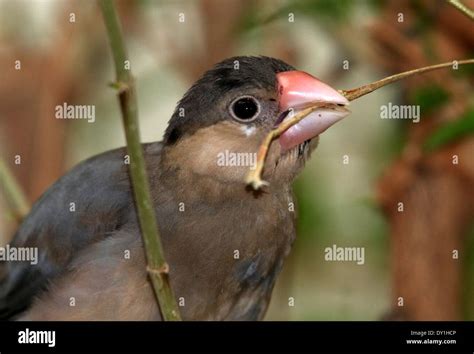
0 142 162 319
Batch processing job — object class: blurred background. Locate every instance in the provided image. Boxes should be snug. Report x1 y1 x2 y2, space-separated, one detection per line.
0 0 473 320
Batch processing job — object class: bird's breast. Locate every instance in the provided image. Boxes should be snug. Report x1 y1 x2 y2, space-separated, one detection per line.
157 182 296 320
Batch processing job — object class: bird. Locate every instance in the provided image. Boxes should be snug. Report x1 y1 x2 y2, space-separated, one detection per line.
0 56 349 320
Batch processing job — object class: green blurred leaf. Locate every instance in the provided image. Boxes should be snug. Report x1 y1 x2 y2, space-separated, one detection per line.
453 56 474 78
366 0 385 11
289 0 354 22
235 1 261 33
293 175 326 241
423 108 474 151
411 85 450 115
238 0 356 33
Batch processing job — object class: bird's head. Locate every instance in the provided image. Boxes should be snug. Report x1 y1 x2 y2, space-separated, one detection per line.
162 56 349 189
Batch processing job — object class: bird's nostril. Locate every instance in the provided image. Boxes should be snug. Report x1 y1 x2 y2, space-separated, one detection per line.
278 85 283 95
274 110 290 127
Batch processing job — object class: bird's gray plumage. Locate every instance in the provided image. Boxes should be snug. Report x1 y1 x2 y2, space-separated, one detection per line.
0 142 296 320
0 56 316 320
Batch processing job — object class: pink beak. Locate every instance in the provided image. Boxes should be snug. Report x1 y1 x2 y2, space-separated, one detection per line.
276 71 350 151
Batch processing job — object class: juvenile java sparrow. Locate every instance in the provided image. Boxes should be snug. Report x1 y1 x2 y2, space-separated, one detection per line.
0 56 349 320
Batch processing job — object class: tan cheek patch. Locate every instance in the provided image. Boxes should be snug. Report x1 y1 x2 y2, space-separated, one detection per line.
166 121 263 183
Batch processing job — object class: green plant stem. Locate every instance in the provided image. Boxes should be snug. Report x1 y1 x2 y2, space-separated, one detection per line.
98 0 181 321
447 0 474 21
0 158 29 222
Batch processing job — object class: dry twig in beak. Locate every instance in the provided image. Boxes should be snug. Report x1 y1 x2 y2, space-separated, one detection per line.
245 102 331 190
246 59 474 190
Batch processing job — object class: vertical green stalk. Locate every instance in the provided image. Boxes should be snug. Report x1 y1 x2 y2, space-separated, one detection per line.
98 0 181 321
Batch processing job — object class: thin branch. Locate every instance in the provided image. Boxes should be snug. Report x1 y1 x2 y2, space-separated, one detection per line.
339 59 474 101
246 59 474 190
0 158 29 222
98 0 181 321
447 0 474 21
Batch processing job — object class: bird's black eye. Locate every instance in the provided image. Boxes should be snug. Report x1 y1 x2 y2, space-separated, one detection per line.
230 96 260 122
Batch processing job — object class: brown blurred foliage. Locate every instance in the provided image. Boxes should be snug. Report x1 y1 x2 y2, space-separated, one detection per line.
371 0 474 320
